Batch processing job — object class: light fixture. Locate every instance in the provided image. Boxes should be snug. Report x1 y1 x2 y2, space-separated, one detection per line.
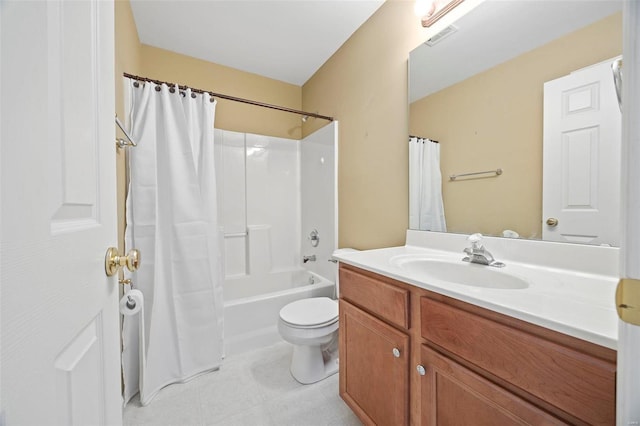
415 0 465 28
414 0 435 19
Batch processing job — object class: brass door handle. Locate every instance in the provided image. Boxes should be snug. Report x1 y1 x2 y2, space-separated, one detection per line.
105 247 141 277
546 218 559 227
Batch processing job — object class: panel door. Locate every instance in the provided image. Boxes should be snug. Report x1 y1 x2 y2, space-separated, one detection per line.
339 300 410 426
1 1 121 425
542 57 621 245
618 4 640 424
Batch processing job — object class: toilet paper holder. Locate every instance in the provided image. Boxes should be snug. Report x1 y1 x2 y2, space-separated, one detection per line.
118 278 137 310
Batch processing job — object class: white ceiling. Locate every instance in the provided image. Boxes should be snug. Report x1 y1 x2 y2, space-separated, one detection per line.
129 0 385 86
409 0 622 103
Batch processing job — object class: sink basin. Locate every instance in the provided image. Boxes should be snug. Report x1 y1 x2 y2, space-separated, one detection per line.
391 257 529 290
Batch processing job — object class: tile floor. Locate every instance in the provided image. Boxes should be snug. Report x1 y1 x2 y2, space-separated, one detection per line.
123 341 362 426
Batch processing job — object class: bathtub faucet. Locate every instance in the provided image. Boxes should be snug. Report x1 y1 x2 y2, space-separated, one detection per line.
303 255 316 263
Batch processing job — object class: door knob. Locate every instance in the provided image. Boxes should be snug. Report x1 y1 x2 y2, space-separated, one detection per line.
546 218 559 227
392 348 401 358
416 365 427 376
105 247 140 277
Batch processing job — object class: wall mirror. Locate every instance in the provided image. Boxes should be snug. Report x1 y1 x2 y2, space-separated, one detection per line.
409 0 623 246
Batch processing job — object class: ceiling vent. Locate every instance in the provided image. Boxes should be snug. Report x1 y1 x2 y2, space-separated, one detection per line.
425 25 458 47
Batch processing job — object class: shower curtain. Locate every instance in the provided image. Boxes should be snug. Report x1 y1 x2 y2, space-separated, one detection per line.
409 136 447 232
122 80 224 405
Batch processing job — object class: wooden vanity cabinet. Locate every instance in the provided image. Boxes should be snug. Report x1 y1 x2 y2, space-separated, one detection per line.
338 264 617 426
339 265 411 425
340 300 410 425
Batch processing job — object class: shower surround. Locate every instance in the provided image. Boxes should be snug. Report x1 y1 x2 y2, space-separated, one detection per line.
214 123 338 355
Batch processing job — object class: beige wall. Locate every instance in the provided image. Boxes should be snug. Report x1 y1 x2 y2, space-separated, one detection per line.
302 0 481 250
115 1 301 139
138 46 302 140
409 13 622 239
115 0 142 120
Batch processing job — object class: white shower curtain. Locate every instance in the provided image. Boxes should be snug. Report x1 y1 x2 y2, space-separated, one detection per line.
122 80 224 405
409 137 447 232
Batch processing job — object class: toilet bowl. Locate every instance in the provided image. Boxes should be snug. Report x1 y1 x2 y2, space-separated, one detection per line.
278 297 339 384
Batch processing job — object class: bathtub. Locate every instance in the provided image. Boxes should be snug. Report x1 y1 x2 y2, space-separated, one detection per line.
223 269 335 356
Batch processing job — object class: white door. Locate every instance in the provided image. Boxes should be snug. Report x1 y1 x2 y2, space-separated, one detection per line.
1 1 121 425
542 58 621 246
618 2 640 424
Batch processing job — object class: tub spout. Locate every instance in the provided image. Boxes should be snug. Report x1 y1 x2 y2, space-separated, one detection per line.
303 255 316 263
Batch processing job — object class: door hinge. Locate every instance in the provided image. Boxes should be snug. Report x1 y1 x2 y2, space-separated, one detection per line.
616 278 640 326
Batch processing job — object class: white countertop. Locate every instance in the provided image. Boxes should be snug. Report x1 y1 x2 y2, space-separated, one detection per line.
334 232 619 350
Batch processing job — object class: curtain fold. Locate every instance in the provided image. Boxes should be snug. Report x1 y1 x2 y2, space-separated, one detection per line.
122 80 223 406
409 137 447 232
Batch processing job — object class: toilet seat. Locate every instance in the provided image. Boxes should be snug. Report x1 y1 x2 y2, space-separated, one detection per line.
279 297 338 329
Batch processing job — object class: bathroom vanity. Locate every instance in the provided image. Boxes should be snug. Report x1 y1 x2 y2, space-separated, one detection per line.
336 232 618 425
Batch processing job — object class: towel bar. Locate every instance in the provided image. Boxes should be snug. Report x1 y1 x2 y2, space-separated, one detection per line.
449 168 502 181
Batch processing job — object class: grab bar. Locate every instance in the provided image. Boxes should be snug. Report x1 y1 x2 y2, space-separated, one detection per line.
224 232 247 238
449 168 502 181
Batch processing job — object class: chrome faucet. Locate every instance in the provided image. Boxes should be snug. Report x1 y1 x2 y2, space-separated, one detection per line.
462 234 505 268
303 255 316 263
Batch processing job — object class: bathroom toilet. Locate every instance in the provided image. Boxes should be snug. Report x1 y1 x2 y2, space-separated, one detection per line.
278 296 339 384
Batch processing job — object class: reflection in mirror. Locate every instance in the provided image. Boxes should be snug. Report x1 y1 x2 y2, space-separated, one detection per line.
409 0 622 246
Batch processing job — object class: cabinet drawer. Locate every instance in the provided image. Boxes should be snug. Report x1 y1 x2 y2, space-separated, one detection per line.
339 265 410 329
421 297 616 425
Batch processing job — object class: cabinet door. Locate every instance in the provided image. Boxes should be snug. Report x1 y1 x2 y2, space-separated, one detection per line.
420 346 565 426
340 300 410 425
420 296 615 424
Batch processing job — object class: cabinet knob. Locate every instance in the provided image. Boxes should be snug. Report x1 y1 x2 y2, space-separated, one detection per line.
392 348 401 358
416 365 426 376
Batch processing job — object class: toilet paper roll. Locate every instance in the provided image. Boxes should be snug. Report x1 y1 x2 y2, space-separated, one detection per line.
120 289 144 316
121 288 147 406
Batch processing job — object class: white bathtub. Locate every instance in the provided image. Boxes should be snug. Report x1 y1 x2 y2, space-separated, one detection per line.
223 270 335 356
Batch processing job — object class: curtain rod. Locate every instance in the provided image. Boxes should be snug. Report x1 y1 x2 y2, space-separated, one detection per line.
409 135 439 143
123 73 334 122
